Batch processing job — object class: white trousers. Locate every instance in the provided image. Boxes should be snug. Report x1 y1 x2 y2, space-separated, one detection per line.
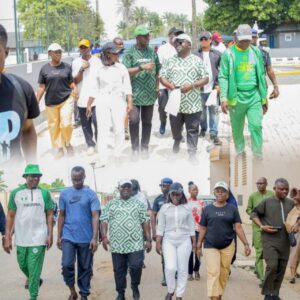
162 236 192 297
95 95 126 164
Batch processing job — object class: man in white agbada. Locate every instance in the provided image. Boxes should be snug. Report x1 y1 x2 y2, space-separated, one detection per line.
87 42 133 166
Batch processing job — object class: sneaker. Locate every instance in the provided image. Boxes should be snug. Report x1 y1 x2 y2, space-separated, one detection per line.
188 274 194 281
199 130 206 138
173 140 180 154
55 148 64 160
115 294 125 300
165 293 174 300
194 271 200 281
132 286 140 300
124 128 130 141
66 144 74 156
87 146 95 156
212 136 222 145
141 148 149 160
159 122 166 135
131 150 139 162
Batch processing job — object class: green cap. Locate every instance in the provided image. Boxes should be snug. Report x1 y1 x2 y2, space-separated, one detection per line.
134 25 151 37
23 164 43 177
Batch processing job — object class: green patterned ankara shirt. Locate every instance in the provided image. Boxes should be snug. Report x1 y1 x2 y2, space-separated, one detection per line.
123 46 160 106
160 53 208 114
100 197 149 254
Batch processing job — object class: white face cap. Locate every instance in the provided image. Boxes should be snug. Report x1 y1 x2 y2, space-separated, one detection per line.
213 181 229 192
47 43 63 52
174 33 192 45
236 24 252 41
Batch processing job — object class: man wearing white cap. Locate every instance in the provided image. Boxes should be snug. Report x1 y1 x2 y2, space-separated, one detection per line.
219 24 268 158
100 179 151 300
160 34 209 162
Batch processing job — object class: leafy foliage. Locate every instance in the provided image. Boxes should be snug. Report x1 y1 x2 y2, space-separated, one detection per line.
0 171 7 192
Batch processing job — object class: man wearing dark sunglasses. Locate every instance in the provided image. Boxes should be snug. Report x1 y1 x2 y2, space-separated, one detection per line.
100 179 151 300
195 32 222 146
160 34 209 162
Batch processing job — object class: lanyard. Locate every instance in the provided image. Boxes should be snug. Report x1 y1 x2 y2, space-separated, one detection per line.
280 201 285 223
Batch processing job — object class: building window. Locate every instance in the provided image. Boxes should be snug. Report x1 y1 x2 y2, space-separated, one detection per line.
285 33 292 42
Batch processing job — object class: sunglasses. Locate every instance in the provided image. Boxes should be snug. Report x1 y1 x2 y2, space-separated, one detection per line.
200 37 208 41
160 184 171 187
175 39 186 45
170 192 182 196
120 183 132 188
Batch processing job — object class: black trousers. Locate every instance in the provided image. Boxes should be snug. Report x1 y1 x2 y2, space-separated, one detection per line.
112 250 144 296
129 105 154 151
78 107 97 147
158 89 169 124
188 231 200 274
262 241 290 296
170 111 201 154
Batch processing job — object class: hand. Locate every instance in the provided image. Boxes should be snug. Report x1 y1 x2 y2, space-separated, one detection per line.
196 245 202 258
89 238 98 253
144 240 152 253
168 83 176 91
127 103 133 114
82 61 90 70
57 238 62 250
269 86 279 99
291 224 299 233
215 86 220 96
141 62 155 71
46 235 53 250
86 105 92 118
102 237 110 251
72 89 79 101
262 101 268 115
261 225 278 234
192 243 196 253
156 241 162 255
244 244 251 256
4 236 12 254
221 101 229 114
181 84 193 94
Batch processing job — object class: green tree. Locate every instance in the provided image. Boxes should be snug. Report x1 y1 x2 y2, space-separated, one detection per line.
131 6 149 25
147 12 164 37
17 0 105 50
117 0 136 25
204 0 297 34
0 171 7 192
51 178 65 188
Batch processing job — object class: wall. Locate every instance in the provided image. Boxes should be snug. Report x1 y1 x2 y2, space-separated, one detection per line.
278 32 300 48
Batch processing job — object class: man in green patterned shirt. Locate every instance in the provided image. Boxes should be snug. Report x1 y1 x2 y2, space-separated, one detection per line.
100 179 151 300
123 26 161 161
160 34 208 162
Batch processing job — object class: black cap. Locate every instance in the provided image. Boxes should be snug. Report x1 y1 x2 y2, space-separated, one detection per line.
168 27 184 36
102 42 122 54
199 31 212 39
169 182 184 194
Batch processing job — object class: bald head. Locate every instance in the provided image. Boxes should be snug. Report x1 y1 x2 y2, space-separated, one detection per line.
256 177 268 193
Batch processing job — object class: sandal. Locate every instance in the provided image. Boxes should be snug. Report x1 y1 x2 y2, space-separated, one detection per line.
290 278 296 284
68 294 78 300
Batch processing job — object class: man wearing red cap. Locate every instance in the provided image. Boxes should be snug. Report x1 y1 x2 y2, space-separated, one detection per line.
212 32 226 54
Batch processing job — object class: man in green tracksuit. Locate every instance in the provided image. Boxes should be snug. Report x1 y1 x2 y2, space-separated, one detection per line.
4 164 54 300
246 177 274 286
219 24 268 157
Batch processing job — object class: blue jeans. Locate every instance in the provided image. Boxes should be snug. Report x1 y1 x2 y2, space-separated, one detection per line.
61 240 93 297
200 92 219 137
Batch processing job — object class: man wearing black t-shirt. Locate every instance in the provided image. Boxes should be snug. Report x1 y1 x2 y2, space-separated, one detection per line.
0 24 40 166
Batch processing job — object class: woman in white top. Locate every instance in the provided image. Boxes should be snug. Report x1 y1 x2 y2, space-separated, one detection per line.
87 42 133 166
156 182 196 300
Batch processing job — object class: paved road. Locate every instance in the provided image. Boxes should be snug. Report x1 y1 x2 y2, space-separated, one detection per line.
0 229 299 300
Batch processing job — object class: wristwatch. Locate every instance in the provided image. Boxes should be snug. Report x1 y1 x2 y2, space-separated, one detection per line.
138 65 143 71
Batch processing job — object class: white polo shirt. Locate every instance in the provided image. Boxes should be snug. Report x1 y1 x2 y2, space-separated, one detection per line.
72 55 103 108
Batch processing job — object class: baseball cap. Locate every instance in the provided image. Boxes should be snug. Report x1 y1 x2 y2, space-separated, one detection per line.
199 31 212 39
174 34 192 45
47 43 63 52
236 24 252 41
169 182 184 194
118 179 132 188
134 25 151 37
78 39 90 48
102 42 122 54
23 164 43 177
213 181 229 192
168 27 184 36
212 32 223 43
252 28 258 37
160 178 173 185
